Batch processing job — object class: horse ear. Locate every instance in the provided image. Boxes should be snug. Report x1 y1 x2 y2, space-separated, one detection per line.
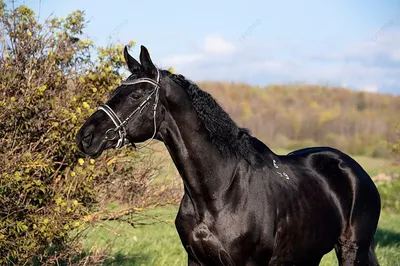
139 45 156 74
124 46 142 72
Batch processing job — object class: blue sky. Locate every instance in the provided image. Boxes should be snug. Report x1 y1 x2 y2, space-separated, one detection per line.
19 0 400 94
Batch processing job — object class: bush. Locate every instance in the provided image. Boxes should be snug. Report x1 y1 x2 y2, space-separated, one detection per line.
0 3 155 264
371 143 391 158
375 179 400 212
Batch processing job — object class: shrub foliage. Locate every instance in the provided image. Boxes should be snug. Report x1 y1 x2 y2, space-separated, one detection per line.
0 3 153 264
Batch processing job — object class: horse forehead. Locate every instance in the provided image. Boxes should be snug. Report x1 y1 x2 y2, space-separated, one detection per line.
110 86 125 97
126 72 142 80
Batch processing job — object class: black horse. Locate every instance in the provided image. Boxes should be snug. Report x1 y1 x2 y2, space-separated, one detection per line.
76 45 381 266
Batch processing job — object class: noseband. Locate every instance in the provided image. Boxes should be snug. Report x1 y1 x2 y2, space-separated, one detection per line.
98 69 160 149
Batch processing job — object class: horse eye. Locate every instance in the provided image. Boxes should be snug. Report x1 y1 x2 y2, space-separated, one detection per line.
129 93 141 100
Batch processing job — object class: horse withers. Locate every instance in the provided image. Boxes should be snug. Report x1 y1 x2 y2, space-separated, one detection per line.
76 45 381 266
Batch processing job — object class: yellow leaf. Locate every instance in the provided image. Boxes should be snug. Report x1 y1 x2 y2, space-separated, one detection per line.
160 184 169 192
84 214 94 222
106 158 116 165
82 102 90 109
56 197 62 205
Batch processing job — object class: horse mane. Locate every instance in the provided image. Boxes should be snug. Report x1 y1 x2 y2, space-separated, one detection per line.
161 69 262 163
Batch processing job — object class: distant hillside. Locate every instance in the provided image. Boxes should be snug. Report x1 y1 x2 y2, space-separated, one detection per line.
196 82 400 157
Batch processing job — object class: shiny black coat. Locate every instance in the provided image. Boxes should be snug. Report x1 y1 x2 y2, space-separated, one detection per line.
76 46 381 266
174 144 381 265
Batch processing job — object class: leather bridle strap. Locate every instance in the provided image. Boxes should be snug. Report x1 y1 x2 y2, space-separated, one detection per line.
97 69 160 150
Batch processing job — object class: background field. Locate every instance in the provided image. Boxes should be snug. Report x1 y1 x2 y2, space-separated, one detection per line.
82 151 400 266
82 207 400 266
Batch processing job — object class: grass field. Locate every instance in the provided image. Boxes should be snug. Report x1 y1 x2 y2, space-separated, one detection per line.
83 205 400 266
83 149 400 265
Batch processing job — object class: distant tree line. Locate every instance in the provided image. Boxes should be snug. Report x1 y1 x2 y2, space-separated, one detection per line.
198 82 400 158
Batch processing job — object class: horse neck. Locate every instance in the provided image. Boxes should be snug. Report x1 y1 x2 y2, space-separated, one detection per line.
158 98 239 211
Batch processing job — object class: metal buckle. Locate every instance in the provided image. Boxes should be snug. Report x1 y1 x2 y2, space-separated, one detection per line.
105 128 119 141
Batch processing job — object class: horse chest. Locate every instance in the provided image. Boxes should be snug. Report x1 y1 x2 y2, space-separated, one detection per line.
183 222 238 265
176 204 263 265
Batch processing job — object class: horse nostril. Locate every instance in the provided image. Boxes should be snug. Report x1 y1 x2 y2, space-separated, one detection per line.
82 131 92 148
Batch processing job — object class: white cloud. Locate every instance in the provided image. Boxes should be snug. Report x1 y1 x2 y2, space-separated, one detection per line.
362 85 379 93
262 60 288 72
311 30 400 64
160 54 203 67
203 35 236 55
297 31 400 93
159 30 400 94
159 34 237 70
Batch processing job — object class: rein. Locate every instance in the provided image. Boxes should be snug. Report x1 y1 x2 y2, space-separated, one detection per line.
98 69 161 150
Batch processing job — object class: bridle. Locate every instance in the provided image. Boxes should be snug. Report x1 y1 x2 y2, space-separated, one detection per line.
97 69 161 150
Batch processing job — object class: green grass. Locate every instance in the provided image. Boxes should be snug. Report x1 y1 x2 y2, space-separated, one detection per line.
83 205 400 266
83 205 186 266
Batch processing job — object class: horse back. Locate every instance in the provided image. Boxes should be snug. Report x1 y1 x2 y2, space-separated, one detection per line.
284 145 380 226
